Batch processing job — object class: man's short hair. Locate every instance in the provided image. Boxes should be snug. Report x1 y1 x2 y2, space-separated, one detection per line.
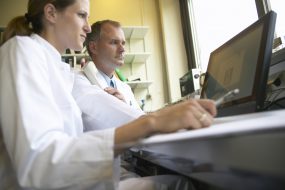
85 20 121 56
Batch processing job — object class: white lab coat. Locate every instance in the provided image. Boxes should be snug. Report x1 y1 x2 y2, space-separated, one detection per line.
0 34 119 190
72 72 145 131
94 70 141 111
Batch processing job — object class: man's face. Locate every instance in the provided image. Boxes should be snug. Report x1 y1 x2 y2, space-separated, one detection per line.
94 23 126 75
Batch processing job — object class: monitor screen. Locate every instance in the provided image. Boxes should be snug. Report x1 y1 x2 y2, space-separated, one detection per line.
200 11 277 117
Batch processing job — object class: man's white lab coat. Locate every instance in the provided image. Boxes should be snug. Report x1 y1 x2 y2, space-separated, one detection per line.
72 72 144 131
90 66 141 111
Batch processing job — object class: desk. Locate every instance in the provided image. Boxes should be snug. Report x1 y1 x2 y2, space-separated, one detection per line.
127 110 285 190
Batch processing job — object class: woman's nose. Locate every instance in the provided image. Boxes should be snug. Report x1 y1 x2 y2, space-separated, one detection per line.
84 23 91 33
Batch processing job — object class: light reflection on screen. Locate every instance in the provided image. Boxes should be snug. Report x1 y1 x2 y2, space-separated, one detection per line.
203 24 263 103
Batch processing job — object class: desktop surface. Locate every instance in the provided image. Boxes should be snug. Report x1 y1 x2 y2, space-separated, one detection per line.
127 109 285 190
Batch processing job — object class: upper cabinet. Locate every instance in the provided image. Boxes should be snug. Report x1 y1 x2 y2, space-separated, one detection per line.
124 52 151 64
123 26 148 39
122 26 148 39
123 26 151 64
121 26 152 89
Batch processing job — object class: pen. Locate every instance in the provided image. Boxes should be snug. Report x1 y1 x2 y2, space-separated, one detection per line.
214 88 240 107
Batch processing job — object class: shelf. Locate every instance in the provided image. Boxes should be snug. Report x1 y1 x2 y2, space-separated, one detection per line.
126 81 152 89
124 52 151 64
122 26 149 39
62 53 88 57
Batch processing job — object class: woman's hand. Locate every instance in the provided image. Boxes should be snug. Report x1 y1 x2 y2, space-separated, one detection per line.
150 99 217 133
115 98 217 154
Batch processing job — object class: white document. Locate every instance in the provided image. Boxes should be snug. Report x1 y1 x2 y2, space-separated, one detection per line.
115 110 285 149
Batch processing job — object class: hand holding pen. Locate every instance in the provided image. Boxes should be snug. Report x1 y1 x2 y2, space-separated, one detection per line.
214 89 240 107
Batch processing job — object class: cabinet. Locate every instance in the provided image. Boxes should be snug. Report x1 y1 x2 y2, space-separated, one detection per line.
122 26 152 89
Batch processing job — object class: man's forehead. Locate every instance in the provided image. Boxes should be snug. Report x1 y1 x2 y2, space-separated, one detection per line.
100 25 125 39
102 24 123 33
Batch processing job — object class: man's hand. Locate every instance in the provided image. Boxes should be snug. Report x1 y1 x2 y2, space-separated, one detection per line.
104 87 127 103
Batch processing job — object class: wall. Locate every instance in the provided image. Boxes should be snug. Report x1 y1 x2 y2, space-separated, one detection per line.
0 0 28 26
158 0 189 103
0 0 188 111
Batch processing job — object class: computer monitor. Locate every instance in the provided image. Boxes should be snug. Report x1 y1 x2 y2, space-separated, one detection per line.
200 11 277 117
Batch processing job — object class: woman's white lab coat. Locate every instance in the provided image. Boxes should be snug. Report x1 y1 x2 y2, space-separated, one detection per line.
0 34 119 189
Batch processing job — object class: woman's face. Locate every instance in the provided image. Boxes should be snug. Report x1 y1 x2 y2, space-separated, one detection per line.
51 0 91 53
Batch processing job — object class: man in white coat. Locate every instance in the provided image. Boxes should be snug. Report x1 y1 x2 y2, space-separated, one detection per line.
86 20 141 111
72 20 145 132
71 20 194 188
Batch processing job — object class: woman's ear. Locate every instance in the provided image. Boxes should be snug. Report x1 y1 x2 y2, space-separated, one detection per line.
43 3 57 23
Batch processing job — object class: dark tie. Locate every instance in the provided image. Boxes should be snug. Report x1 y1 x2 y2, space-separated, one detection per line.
110 80 115 88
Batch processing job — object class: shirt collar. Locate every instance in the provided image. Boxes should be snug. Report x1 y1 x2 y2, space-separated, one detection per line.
99 70 116 88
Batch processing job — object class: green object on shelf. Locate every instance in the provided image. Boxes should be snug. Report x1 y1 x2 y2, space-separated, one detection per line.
115 68 127 82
